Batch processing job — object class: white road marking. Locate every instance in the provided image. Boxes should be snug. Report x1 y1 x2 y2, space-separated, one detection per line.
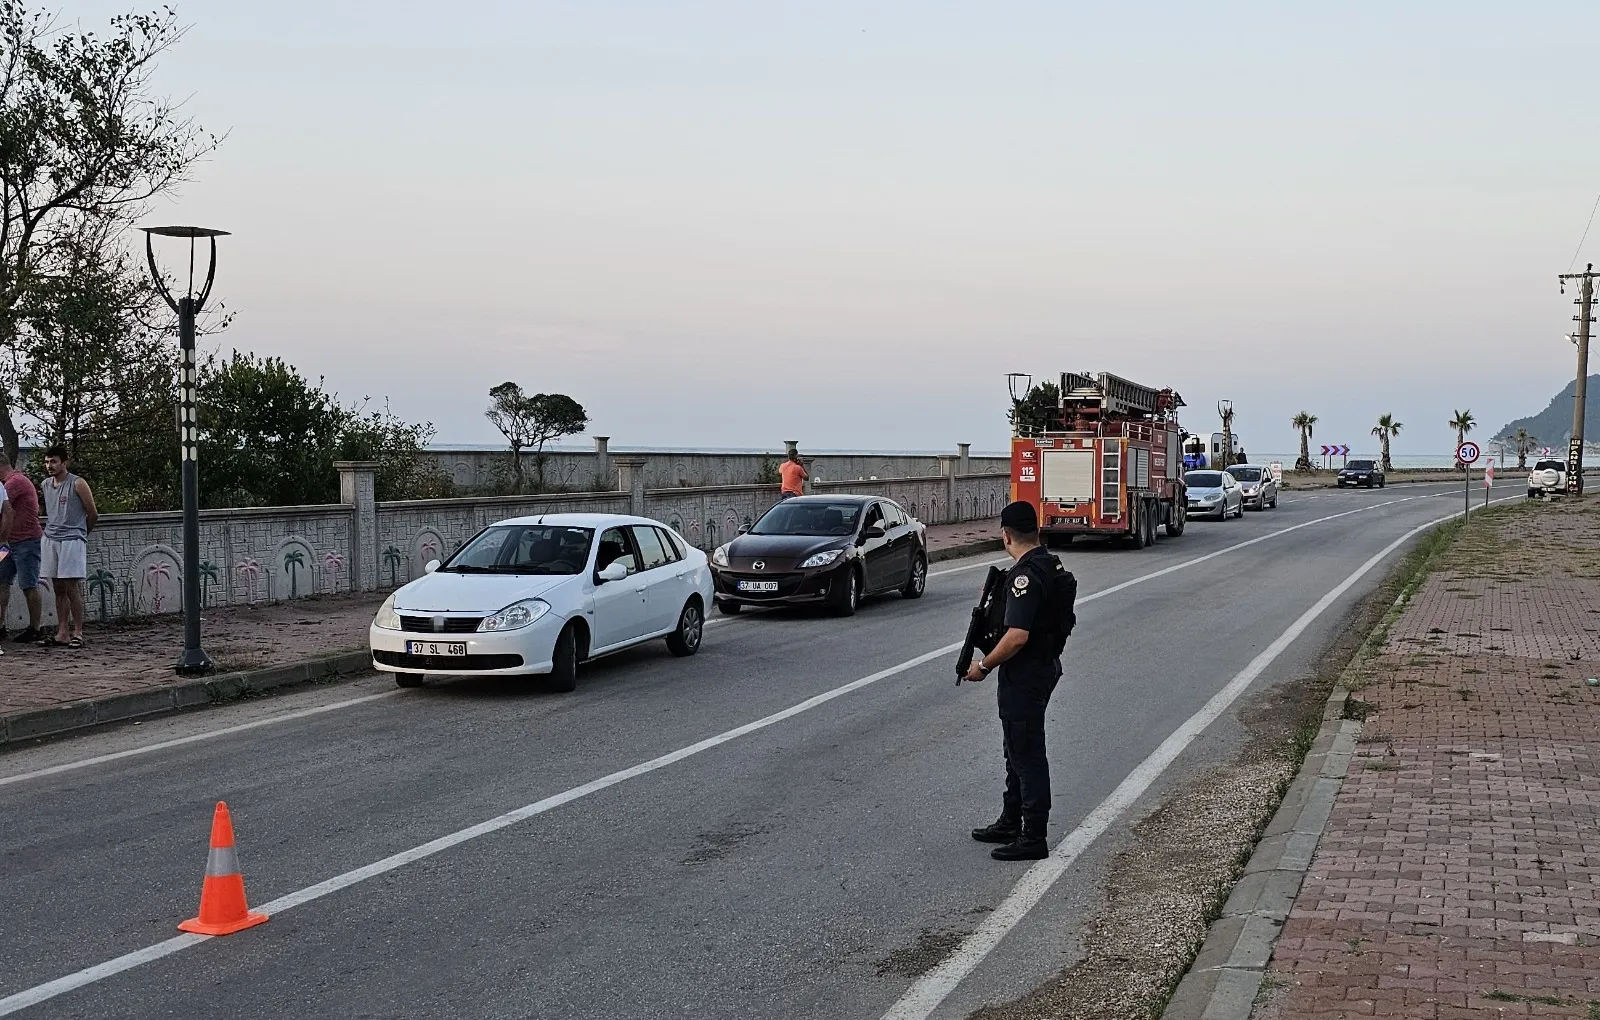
0 492 1500 1014
0 692 401 790
877 493 1524 1020
0 488 1447 791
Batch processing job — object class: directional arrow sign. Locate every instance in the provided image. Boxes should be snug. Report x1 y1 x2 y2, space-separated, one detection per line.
1320 445 1330 456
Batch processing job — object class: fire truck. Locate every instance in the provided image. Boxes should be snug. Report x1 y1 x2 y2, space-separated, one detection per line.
1010 371 1188 548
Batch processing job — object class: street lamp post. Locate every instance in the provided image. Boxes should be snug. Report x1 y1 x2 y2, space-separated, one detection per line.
141 225 229 676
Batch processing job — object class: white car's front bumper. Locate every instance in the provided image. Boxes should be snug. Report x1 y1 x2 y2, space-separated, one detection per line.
368 613 567 676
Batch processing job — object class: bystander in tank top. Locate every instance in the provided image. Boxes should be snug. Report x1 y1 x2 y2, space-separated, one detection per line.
42 472 87 542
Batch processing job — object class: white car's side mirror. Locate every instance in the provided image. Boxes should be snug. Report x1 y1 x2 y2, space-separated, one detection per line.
597 561 629 583
424 559 441 574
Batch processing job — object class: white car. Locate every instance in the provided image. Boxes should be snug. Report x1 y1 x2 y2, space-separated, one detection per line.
1527 459 1566 499
369 513 714 691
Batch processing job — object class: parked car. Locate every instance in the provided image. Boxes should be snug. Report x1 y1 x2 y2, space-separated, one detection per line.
710 495 927 616
1226 463 1278 510
369 513 713 692
1528 459 1567 498
1337 460 1385 488
1184 470 1245 520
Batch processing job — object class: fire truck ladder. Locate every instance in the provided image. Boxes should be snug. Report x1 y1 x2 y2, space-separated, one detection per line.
1060 371 1166 419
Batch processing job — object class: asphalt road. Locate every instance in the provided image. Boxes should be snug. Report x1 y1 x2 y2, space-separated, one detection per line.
0 483 1494 1019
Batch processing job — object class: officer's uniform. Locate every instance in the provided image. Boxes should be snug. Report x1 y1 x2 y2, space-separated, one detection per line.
995 544 1066 835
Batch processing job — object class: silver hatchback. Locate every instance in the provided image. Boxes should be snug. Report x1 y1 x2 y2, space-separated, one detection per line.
1226 464 1279 510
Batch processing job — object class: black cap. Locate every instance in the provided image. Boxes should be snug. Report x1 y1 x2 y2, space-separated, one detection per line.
1000 500 1038 531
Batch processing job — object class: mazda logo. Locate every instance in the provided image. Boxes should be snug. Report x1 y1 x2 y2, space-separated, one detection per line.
752 560 765 571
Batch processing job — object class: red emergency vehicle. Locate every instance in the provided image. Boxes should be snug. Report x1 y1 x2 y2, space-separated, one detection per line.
1010 371 1188 547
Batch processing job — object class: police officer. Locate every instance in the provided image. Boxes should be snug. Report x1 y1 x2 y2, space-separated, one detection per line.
962 500 1073 861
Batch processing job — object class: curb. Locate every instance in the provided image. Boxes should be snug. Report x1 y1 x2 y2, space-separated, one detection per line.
1160 686 1358 1020
0 650 372 749
929 537 1002 564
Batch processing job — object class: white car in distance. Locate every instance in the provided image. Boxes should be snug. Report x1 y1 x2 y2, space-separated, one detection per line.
369 513 714 691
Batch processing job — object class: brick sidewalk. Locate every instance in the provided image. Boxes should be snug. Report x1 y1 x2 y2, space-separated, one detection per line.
0 517 1000 718
1256 498 1600 1018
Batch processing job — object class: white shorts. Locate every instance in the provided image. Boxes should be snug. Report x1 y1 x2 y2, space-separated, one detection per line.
41 538 87 580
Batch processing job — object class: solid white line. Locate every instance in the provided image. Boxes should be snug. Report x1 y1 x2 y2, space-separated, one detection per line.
0 490 1484 1014
0 489 1445 791
0 691 401 790
877 493 1523 1020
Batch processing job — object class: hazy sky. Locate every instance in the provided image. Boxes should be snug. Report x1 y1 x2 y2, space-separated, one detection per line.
80 1 1600 456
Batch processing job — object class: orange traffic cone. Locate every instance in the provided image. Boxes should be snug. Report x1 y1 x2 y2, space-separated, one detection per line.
178 801 269 935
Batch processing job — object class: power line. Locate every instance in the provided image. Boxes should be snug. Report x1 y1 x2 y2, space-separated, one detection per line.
1569 191 1600 271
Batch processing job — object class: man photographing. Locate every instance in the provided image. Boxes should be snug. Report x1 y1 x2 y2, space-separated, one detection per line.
962 500 1076 861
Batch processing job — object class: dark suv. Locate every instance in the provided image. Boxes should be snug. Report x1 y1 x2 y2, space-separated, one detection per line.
1337 459 1385 488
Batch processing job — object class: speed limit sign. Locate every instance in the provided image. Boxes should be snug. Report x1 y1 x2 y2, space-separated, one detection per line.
1457 441 1480 465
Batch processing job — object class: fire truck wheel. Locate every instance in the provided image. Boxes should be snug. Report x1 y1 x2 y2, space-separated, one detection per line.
1165 501 1186 538
1130 503 1149 549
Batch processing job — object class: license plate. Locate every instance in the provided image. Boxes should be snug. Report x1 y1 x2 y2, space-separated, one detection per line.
406 641 467 656
737 580 780 592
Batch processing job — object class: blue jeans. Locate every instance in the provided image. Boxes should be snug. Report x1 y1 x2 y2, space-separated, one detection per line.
0 537 41 590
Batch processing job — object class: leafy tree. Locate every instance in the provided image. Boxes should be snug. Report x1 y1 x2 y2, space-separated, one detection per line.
1008 381 1061 435
1449 409 1476 468
197 352 346 507
337 398 452 501
0 3 218 465
1292 411 1318 471
485 382 588 491
195 353 445 507
1371 413 1403 474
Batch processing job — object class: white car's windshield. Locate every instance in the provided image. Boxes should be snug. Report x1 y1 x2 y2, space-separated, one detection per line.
752 502 861 536
442 525 595 574
1229 467 1262 482
1535 460 1564 471
1185 471 1224 488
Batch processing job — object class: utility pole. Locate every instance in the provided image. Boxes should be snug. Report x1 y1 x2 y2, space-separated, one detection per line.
1218 400 1234 468
1558 263 1597 495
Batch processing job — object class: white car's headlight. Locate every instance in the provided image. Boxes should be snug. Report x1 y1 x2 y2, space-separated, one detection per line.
799 548 845 569
712 544 731 567
374 595 402 631
479 599 551 633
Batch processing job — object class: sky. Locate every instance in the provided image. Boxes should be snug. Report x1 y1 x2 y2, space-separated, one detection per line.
68 0 1600 456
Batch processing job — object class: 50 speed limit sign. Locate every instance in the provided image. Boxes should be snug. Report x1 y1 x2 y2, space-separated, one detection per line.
1457 441 1480 465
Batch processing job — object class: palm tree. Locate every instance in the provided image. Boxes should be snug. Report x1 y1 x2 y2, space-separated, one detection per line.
382 545 404 588
284 549 305 599
1292 411 1318 471
1371 414 1403 473
1449 409 1476 468
198 560 219 608
1512 427 1537 470
87 569 115 623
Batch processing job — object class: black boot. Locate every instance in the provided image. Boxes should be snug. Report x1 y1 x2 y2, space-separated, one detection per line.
990 822 1048 861
970 815 1021 844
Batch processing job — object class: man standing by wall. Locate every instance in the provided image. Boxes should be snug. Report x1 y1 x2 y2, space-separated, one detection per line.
39 447 97 648
0 454 44 643
778 449 809 500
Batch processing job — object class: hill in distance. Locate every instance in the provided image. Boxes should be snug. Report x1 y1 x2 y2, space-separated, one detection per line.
1494 374 1600 443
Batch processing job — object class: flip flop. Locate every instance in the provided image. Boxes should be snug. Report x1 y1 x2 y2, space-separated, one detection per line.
68 637 83 649
36 636 61 647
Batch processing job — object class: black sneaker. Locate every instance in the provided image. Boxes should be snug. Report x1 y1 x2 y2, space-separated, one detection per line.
970 817 1021 844
13 627 41 643
990 832 1049 861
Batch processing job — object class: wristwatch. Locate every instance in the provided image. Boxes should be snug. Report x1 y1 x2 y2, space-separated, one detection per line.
979 662 994 677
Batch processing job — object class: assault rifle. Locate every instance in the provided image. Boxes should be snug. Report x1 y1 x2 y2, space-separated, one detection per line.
956 566 1008 684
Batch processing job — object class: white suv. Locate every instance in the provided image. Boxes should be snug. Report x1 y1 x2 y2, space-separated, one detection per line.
1528 459 1566 499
